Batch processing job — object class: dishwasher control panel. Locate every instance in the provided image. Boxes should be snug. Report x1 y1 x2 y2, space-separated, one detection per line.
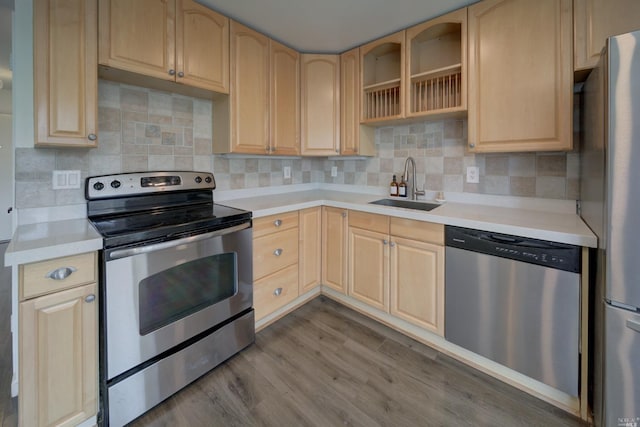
445 226 581 273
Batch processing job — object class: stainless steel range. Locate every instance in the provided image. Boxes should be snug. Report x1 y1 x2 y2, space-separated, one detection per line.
86 171 254 427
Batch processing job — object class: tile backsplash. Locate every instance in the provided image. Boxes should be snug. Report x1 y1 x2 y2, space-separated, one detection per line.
14 80 579 209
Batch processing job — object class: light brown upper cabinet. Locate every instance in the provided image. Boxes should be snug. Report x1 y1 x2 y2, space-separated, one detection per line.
34 0 98 147
270 40 300 156
574 0 640 72
99 0 229 93
340 48 375 156
405 8 467 119
360 31 405 123
214 22 299 155
468 0 573 153
300 54 341 156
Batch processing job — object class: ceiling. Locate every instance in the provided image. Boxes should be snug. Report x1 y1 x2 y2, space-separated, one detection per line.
199 0 478 53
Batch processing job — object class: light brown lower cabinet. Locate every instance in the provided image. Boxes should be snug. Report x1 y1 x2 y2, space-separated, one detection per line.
19 253 98 427
321 207 348 294
347 212 445 335
252 213 300 322
299 207 322 294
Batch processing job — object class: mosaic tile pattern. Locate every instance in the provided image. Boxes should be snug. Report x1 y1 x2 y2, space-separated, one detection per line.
14 81 579 209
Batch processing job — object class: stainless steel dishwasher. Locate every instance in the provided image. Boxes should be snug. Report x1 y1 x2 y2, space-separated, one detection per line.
444 225 581 396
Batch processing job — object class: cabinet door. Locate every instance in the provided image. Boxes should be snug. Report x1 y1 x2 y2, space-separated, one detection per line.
270 40 300 155
390 237 444 335
230 21 270 154
299 208 322 294
340 48 375 156
20 283 97 427
322 207 348 294
574 0 640 71
34 0 97 147
99 0 176 81
348 227 388 311
301 54 340 156
468 0 573 152
176 0 229 93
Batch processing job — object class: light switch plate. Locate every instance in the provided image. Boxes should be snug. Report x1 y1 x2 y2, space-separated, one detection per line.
283 166 291 179
331 166 338 177
466 166 479 184
52 170 81 189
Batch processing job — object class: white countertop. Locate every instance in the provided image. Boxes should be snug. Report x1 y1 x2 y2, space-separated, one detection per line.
220 189 597 247
4 219 103 267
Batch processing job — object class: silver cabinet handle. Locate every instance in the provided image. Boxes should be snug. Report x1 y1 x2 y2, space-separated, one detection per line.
469 143 475 148
88 133 97 141
390 242 396 247
85 294 96 303
341 212 347 218
273 248 283 256
383 240 388 245
178 71 184 78
274 219 282 227
273 287 283 296
45 266 77 280
168 69 176 76
627 318 640 334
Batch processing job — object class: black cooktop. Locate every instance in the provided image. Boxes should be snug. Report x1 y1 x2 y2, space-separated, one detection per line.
90 202 251 249
86 172 251 249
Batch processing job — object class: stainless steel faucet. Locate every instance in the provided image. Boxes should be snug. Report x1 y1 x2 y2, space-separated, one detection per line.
403 157 425 200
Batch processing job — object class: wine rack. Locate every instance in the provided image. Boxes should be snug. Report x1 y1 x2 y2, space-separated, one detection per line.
410 65 462 113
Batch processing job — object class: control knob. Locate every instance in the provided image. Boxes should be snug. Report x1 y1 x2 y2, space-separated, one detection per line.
195 176 202 183
110 180 121 189
93 181 104 191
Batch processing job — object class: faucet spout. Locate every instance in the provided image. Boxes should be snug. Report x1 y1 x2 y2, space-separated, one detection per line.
403 157 425 201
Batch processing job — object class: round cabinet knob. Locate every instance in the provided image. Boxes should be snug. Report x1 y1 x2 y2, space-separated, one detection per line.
87 133 97 141
469 143 475 148
168 69 176 76
383 240 388 245
110 180 121 189
85 294 96 303
93 181 104 191
274 219 282 227
341 212 347 218
273 248 283 256
390 242 396 247
273 287 283 297
205 176 212 184
195 176 202 183
178 71 184 78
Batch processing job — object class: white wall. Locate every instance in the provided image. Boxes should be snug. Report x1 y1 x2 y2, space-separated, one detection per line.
13 0 32 149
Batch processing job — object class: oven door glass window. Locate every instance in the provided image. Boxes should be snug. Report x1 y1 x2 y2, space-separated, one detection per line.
138 252 237 335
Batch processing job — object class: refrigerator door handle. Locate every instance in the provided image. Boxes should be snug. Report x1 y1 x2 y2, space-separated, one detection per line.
626 318 640 334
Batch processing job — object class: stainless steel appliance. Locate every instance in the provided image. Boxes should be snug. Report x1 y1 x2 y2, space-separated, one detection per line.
445 225 581 396
86 171 254 427
580 31 640 426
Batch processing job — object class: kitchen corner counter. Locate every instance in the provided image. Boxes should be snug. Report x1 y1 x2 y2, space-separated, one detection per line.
220 190 597 248
4 219 103 267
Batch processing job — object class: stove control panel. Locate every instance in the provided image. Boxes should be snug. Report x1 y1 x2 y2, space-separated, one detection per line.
85 171 216 200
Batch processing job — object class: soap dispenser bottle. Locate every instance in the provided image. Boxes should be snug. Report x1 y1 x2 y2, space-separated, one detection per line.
390 175 399 197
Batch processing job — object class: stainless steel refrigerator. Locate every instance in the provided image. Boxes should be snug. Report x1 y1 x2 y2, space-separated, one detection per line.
580 30 640 427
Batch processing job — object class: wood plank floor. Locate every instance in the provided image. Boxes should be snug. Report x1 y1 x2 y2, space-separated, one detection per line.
129 296 587 427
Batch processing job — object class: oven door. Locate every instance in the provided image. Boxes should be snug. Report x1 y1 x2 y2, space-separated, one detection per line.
104 222 252 380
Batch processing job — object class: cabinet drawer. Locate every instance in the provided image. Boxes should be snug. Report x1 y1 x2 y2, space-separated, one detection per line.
390 218 444 245
20 252 97 301
254 263 299 321
253 211 299 238
253 227 299 279
348 210 389 234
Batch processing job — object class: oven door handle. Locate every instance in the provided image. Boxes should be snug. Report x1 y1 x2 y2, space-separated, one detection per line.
108 222 250 260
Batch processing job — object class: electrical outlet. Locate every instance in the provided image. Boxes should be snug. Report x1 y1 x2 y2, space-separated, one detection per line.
283 166 291 179
52 170 81 189
331 166 338 177
466 166 480 184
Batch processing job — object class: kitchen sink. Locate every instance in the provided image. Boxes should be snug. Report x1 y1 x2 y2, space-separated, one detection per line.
369 198 441 211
